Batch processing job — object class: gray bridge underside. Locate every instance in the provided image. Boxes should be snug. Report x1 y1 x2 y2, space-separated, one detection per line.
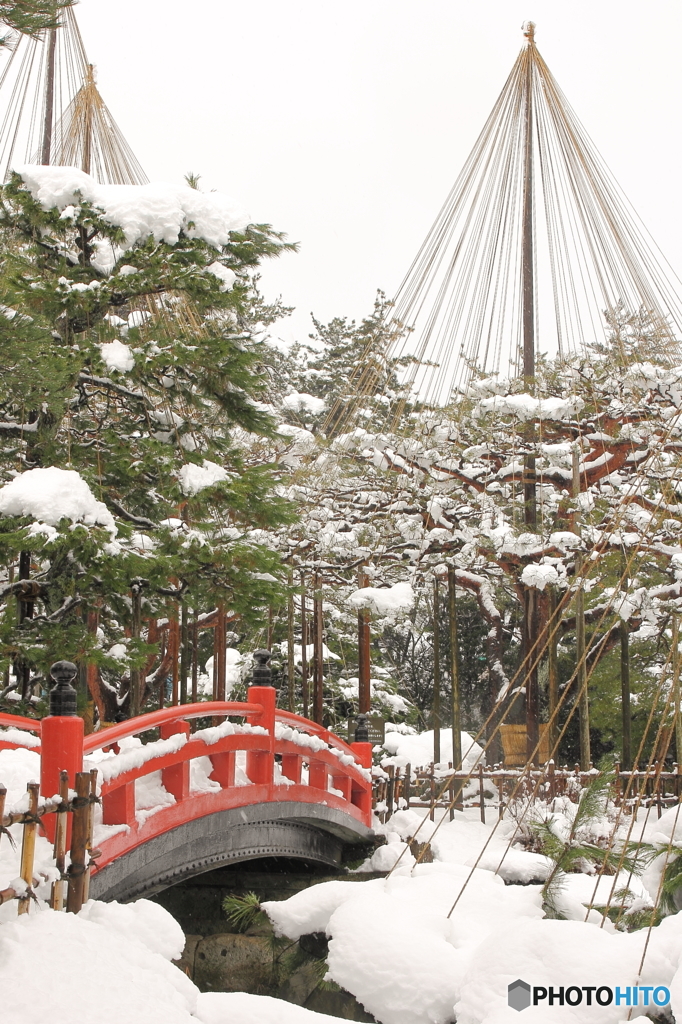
90 801 374 903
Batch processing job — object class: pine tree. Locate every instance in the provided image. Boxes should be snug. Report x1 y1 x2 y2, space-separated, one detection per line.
0 168 297 717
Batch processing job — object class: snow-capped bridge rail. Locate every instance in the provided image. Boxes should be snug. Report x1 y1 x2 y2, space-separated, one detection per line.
0 663 374 904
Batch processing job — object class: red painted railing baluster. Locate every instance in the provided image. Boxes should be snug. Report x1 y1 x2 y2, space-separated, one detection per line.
281 753 302 783
102 782 135 827
209 750 235 789
159 720 190 801
308 759 327 792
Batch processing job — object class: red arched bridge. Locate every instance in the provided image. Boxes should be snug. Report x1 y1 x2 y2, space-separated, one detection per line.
0 682 374 903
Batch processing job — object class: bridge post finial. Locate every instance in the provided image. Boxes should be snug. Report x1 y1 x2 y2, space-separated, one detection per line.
48 660 78 717
252 649 274 688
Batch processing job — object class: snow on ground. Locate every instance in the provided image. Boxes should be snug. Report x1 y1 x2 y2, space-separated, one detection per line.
3 740 682 1024
382 726 484 772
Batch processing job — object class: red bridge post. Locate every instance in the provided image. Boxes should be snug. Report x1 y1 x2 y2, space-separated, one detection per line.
247 683 276 785
351 741 373 819
40 662 84 842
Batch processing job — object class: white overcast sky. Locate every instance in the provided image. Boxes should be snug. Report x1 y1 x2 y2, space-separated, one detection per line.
75 0 682 347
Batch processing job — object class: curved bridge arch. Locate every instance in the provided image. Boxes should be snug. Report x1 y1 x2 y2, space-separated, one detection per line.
89 801 371 902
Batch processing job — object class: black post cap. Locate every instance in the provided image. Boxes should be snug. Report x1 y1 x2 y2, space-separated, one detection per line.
252 649 274 688
354 713 370 743
49 660 78 717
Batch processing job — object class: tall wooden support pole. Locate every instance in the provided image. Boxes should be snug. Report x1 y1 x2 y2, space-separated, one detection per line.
300 574 309 719
573 447 591 769
180 599 189 704
448 566 462 770
548 587 559 755
522 25 537 529
170 610 180 707
673 613 682 768
84 605 99 734
40 28 57 165
287 573 295 712
312 576 324 724
433 578 441 764
358 568 371 715
525 587 540 764
620 551 632 770
213 604 226 702
191 613 199 704
18 550 33 700
130 581 142 717
82 65 94 175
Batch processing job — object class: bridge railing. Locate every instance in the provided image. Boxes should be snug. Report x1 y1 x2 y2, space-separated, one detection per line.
0 666 374 849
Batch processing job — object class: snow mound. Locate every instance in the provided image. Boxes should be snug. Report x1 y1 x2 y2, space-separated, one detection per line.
348 581 415 618
0 467 116 536
474 393 584 421
382 728 484 771
14 165 250 250
196 992 344 1024
178 460 230 495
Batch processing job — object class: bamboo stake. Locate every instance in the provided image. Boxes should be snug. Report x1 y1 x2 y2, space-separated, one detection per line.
50 770 69 911
433 577 441 764
448 566 462 770
620 586 632 770
66 772 90 914
82 769 98 904
18 782 39 915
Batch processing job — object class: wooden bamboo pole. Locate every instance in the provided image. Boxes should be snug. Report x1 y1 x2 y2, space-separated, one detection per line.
50 770 69 911
66 772 91 914
18 782 39 915
447 566 462 770
287 573 295 712
432 577 441 764
82 769 98 904
213 604 227 702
